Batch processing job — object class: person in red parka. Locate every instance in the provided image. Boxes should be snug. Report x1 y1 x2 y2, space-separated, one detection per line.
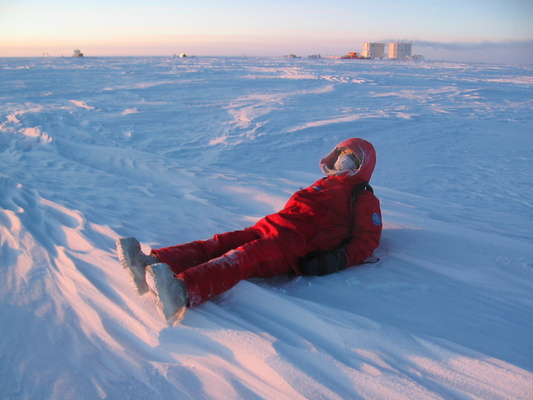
117 138 382 320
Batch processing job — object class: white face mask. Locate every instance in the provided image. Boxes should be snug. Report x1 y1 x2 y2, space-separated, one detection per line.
334 155 356 171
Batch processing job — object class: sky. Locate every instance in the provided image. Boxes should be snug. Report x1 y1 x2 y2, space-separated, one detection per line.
1 0 532 63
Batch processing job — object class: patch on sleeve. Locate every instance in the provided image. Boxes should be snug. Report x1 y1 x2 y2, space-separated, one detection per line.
372 213 382 226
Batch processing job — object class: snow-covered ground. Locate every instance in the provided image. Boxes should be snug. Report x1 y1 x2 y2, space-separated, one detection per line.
0 56 532 399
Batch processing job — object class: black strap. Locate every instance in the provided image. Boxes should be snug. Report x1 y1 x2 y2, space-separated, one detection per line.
344 182 372 244
351 181 373 202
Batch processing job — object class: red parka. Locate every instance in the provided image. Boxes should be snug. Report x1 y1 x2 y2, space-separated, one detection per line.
250 137 382 271
154 138 382 305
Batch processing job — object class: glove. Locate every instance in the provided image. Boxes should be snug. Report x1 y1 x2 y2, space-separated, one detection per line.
298 248 347 276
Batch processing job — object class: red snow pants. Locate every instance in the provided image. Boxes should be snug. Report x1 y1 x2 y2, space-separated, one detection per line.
152 230 293 306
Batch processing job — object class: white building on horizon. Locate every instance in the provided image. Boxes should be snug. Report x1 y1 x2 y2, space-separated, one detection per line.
388 42 412 60
362 43 385 59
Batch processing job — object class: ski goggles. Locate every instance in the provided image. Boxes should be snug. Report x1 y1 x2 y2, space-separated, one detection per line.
338 147 362 169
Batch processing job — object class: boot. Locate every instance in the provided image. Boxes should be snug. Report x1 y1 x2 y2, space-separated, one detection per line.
146 263 188 320
116 237 158 294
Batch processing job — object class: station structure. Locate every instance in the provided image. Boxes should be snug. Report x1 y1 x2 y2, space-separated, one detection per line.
361 42 412 60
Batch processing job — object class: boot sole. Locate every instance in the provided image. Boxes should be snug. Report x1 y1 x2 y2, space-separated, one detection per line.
116 237 149 295
146 263 186 320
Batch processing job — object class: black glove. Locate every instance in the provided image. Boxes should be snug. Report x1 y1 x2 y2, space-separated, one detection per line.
298 248 347 276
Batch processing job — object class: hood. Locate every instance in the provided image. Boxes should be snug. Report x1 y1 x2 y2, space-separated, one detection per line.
320 138 377 182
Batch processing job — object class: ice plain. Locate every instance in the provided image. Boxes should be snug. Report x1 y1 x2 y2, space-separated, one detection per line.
0 56 532 399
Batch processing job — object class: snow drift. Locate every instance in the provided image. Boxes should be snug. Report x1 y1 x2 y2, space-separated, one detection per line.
0 56 532 399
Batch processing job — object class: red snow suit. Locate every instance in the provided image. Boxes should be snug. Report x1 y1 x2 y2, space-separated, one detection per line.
153 138 382 306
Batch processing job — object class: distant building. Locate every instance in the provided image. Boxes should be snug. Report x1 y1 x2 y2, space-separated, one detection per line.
362 43 385 59
72 49 84 57
388 42 412 60
341 52 360 59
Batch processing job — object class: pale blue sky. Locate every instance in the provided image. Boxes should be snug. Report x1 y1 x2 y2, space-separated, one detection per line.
1 0 532 62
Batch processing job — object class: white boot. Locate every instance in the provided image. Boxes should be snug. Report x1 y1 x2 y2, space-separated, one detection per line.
146 263 188 320
116 237 158 294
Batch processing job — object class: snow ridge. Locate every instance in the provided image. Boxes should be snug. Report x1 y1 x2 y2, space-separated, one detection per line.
0 57 531 400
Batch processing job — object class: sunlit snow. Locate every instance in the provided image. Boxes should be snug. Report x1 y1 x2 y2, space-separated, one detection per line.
0 56 532 400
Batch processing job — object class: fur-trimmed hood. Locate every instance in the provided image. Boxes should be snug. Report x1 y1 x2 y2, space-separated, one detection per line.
320 138 377 183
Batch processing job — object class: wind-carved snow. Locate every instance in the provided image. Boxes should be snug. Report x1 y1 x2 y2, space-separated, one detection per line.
0 56 531 400
70 100 94 110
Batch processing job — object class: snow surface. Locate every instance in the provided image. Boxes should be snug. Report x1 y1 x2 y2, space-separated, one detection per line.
0 56 532 400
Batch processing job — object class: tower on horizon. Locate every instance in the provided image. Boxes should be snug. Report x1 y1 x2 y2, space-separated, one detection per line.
388 42 412 60
362 43 385 59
